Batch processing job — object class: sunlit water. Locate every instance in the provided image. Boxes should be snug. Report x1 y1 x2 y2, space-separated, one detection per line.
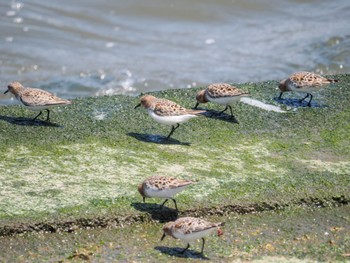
0 0 349 105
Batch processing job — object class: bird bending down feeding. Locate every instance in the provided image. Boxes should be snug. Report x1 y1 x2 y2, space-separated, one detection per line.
138 175 194 210
195 83 249 119
161 217 224 255
135 94 206 138
4 82 72 121
278 71 338 106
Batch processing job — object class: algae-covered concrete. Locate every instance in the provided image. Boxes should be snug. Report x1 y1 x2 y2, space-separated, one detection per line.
0 75 349 261
0 205 349 262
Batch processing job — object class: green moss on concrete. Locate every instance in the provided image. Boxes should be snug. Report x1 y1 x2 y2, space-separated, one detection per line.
0 74 349 227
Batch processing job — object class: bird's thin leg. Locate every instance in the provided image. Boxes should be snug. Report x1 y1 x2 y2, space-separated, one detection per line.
278 92 283 100
167 126 175 138
200 238 206 254
307 93 313 107
166 123 180 138
228 105 234 117
171 198 178 210
299 93 309 103
218 105 228 115
160 199 169 209
194 102 199 109
227 105 239 123
46 109 50 121
180 243 190 254
33 111 42 121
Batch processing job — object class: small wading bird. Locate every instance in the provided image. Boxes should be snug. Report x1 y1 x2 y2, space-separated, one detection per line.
161 217 224 255
278 71 338 106
138 175 193 210
194 83 249 118
4 82 72 121
135 94 206 138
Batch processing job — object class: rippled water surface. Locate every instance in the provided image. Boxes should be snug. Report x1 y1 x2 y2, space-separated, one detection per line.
0 0 349 104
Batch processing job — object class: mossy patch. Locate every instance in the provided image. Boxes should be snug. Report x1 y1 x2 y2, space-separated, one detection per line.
0 74 349 229
0 206 348 262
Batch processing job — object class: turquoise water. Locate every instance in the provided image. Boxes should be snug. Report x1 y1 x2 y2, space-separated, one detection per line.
0 0 349 105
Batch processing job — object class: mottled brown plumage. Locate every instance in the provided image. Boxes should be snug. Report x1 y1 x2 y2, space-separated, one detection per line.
139 175 193 192
161 217 224 254
138 95 205 116
195 83 249 118
196 83 249 104
138 175 193 210
278 72 338 106
135 94 206 138
4 82 72 121
206 83 249 99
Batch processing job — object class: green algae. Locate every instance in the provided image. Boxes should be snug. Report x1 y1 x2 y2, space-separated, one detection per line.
0 74 349 228
0 206 349 262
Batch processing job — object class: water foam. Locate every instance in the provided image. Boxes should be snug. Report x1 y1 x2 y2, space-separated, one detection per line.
240 97 287 113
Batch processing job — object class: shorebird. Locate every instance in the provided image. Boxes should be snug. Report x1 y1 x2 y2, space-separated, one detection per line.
4 82 72 121
161 217 224 254
278 71 338 106
138 175 194 210
195 83 249 118
135 94 206 138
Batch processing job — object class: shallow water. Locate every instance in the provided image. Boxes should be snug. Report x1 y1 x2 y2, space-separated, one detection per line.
0 0 349 105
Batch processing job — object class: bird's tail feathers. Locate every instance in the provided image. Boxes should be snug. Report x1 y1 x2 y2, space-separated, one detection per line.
188 109 207 116
327 78 338 83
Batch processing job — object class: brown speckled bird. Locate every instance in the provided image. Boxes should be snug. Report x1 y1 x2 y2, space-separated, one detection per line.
161 217 224 254
138 175 194 210
195 83 249 118
135 94 206 138
4 82 72 121
278 72 338 106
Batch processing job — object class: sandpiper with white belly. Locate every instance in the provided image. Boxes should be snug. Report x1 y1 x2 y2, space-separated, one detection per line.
138 175 194 210
278 71 338 106
4 82 72 121
161 217 224 254
135 94 206 138
194 83 249 119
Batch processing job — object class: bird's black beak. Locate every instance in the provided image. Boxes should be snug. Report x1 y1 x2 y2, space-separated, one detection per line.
4 89 9 94
194 102 199 109
134 103 141 109
161 233 166 241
